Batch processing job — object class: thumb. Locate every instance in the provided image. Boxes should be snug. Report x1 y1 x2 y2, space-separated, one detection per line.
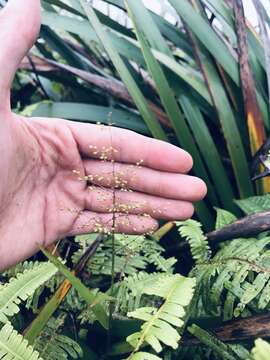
0 0 41 110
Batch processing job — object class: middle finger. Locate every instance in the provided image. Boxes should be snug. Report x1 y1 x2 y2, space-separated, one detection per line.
83 159 207 202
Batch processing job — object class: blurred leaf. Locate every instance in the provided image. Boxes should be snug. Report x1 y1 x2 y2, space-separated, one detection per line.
41 248 110 329
215 208 237 230
182 3 253 198
180 95 236 211
40 26 88 70
126 0 216 223
233 0 270 193
79 0 168 141
30 101 150 134
41 12 212 105
251 338 270 360
235 194 270 215
168 0 239 84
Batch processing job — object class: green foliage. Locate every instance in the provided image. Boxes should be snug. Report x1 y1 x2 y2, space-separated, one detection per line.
125 0 215 223
176 220 211 263
127 274 196 357
16 0 270 225
73 233 176 276
128 352 161 360
5 0 270 357
175 209 270 327
188 324 248 360
250 339 270 360
112 272 167 315
41 248 110 329
235 194 270 215
193 235 270 319
2 197 270 359
214 208 237 230
0 323 42 360
34 317 83 360
79 0 168 142
0 261 57 323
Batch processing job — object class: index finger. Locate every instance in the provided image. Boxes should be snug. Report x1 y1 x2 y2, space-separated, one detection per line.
68 122 193 173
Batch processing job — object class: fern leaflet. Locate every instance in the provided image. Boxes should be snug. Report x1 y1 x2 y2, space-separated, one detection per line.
34 317 83 360
127 274 195 357
113 272 168 314
128 352 161 360
0 323 42 360
190 233 270 319
215 208 237 230
250 338 270 360
235 194 270 215
188 324 246 360
0 261 57 323
176 220 211 263
73 233 175 276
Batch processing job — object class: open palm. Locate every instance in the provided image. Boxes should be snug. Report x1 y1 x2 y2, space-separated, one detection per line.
0 0 206 270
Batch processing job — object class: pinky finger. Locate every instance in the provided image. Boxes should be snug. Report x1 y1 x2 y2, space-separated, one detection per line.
68 211 159 236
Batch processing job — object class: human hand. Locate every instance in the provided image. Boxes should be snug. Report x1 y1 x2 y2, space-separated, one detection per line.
0 0 207 270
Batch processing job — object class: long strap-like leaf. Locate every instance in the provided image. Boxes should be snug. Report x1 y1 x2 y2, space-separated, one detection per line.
79 0 168 141
40 248 110 330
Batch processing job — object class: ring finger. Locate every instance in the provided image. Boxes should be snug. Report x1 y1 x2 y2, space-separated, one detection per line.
84 186 194 220
83 160 207 202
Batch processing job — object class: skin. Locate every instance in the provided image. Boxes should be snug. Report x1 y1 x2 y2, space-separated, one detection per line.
0 0 207 271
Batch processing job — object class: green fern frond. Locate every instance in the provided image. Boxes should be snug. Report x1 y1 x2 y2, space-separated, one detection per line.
258 277 270 309
250 339 270 360
140 238 176 273
188 324 246 360
214 208 237 230
81 273 167 323
235 194 270 215
0 262 57 323
127 274 196 356
234 273 270 316
3 261 51 314
176 220 211 263
128 352 161 360
193 236 270 319
0 323 42 360
73 233 173 276
145 253 176 272
3 261 64 314
113 272 168 314
73 234 146 275
34 317 83 360
3 261 39 279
